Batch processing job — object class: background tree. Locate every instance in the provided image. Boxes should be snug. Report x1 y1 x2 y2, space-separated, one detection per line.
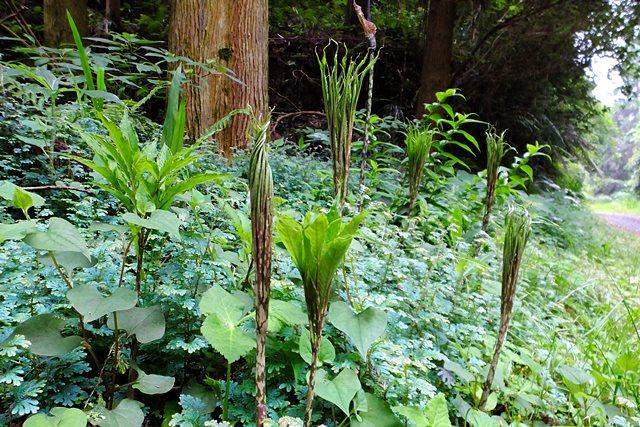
44 0 86 46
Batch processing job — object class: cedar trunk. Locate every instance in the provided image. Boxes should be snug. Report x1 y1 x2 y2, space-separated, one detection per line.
415 0 456 116
168 0 269 155
44 0 87 46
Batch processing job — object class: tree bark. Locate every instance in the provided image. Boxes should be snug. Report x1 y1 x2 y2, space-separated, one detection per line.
105 0 121 33
168 0 269 156
44 0 87 47
415 0 456 116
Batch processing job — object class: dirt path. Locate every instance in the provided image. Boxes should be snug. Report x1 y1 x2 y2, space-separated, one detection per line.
598 213 640 236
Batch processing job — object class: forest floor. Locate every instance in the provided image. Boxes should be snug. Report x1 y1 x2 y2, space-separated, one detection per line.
598 212 640 236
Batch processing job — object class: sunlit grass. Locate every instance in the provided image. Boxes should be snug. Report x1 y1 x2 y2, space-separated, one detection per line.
588 192 640 215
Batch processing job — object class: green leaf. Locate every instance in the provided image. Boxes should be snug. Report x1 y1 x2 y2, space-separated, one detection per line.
107 306 165 343
199 284 250 324
201 314 255 363
13 314 82 356
328 301 387 359
398 393 450 427
133 366 175 395
24 407 88 427
393 405 427 427
67 284 137 323
122 210 182 241
23 218 91 259
66 11 95 92
91 399 144 427
0 180 45 215
0 220 38 243
351 393 402 427
315 368 361 416
298 328 335 365
39 251 95 273
268 299 307 332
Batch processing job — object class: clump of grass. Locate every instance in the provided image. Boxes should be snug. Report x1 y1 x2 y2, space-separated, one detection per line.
248 116 274 427
480 205 531 408
405 126 434 210
482 130 508 231
317 44 376 206
276 208 365 426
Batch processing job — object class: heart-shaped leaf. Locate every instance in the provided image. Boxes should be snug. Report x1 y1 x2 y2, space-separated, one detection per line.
91 399 144 427
315 368 361 416
327 301 387 359
13 314 82 356
199 284 250 324
122 209 182 241
24 407 88 427
298 329 335 365
107 306 165 343
24 218 91 259
132 366 175 395
67 284 137 322
351 393 402 427
201 314 255 363
0 220 38 243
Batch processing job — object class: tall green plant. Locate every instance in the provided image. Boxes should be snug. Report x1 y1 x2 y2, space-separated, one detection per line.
404 126 434 210
248 116 274 427
276 209 365 427
480 206 531 408
482 130 508 231
317 45 376 206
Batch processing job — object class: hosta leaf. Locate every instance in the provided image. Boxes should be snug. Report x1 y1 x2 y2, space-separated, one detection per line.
0 220 38 243
24 407 88 427
67 284 137 323
199 284 250 324
351 394 401 427
122 209 182 241
328 301 387 359
298 329 335 365
132 366 174 395
201 314 255 363
23 218 91 259
91 399 144 427
107 306 165 343
315 368 361 416
13 314 82 356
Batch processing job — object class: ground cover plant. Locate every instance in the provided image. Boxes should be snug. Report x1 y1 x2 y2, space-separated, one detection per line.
0 5 640 427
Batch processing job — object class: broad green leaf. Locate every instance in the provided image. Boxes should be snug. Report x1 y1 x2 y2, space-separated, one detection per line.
13 314 82 356
315 368 361 416
298 329 335 365
91 399 144 427
0 220 38 243
268 299 307 332
201 314 255 363
327 301 387 359
39 251 95 273
424 394 451 426
351 393 402 427
443 359 473 383
133 366 175 395
393 405 427 427
182 383 218 414
107 306 165 343
0 180 45 215
199 284 250 324
24 218 91 259
67 284 137 323
122 210 182 241
24 407 88 427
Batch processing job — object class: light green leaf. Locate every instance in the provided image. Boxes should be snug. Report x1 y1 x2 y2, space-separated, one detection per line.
13 314 82 356
328 301 387 359
67 284 137 323
0 180 45 214
199 284 250 324
315 368 361 416
122 210 182 241
0 220 38 243
351 393 402 427
107 306 165 343
268 299 307 332
298 329 335 365
39 251 95 272
24 407 88 427
91 399 144 427
393 405 427 427
133 366 175 395
201 314 255 363
23 218 91 259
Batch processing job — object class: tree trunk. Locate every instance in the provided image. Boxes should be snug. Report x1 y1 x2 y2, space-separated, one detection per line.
415 0 456 116
105 0 121 33
44 0 87 46
168 0 269 155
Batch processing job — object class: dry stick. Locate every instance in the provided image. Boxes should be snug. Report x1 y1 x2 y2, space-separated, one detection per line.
22 185 92 193
353 1 378 203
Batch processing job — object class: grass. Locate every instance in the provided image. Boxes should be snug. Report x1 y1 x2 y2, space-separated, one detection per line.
588 192 640 216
